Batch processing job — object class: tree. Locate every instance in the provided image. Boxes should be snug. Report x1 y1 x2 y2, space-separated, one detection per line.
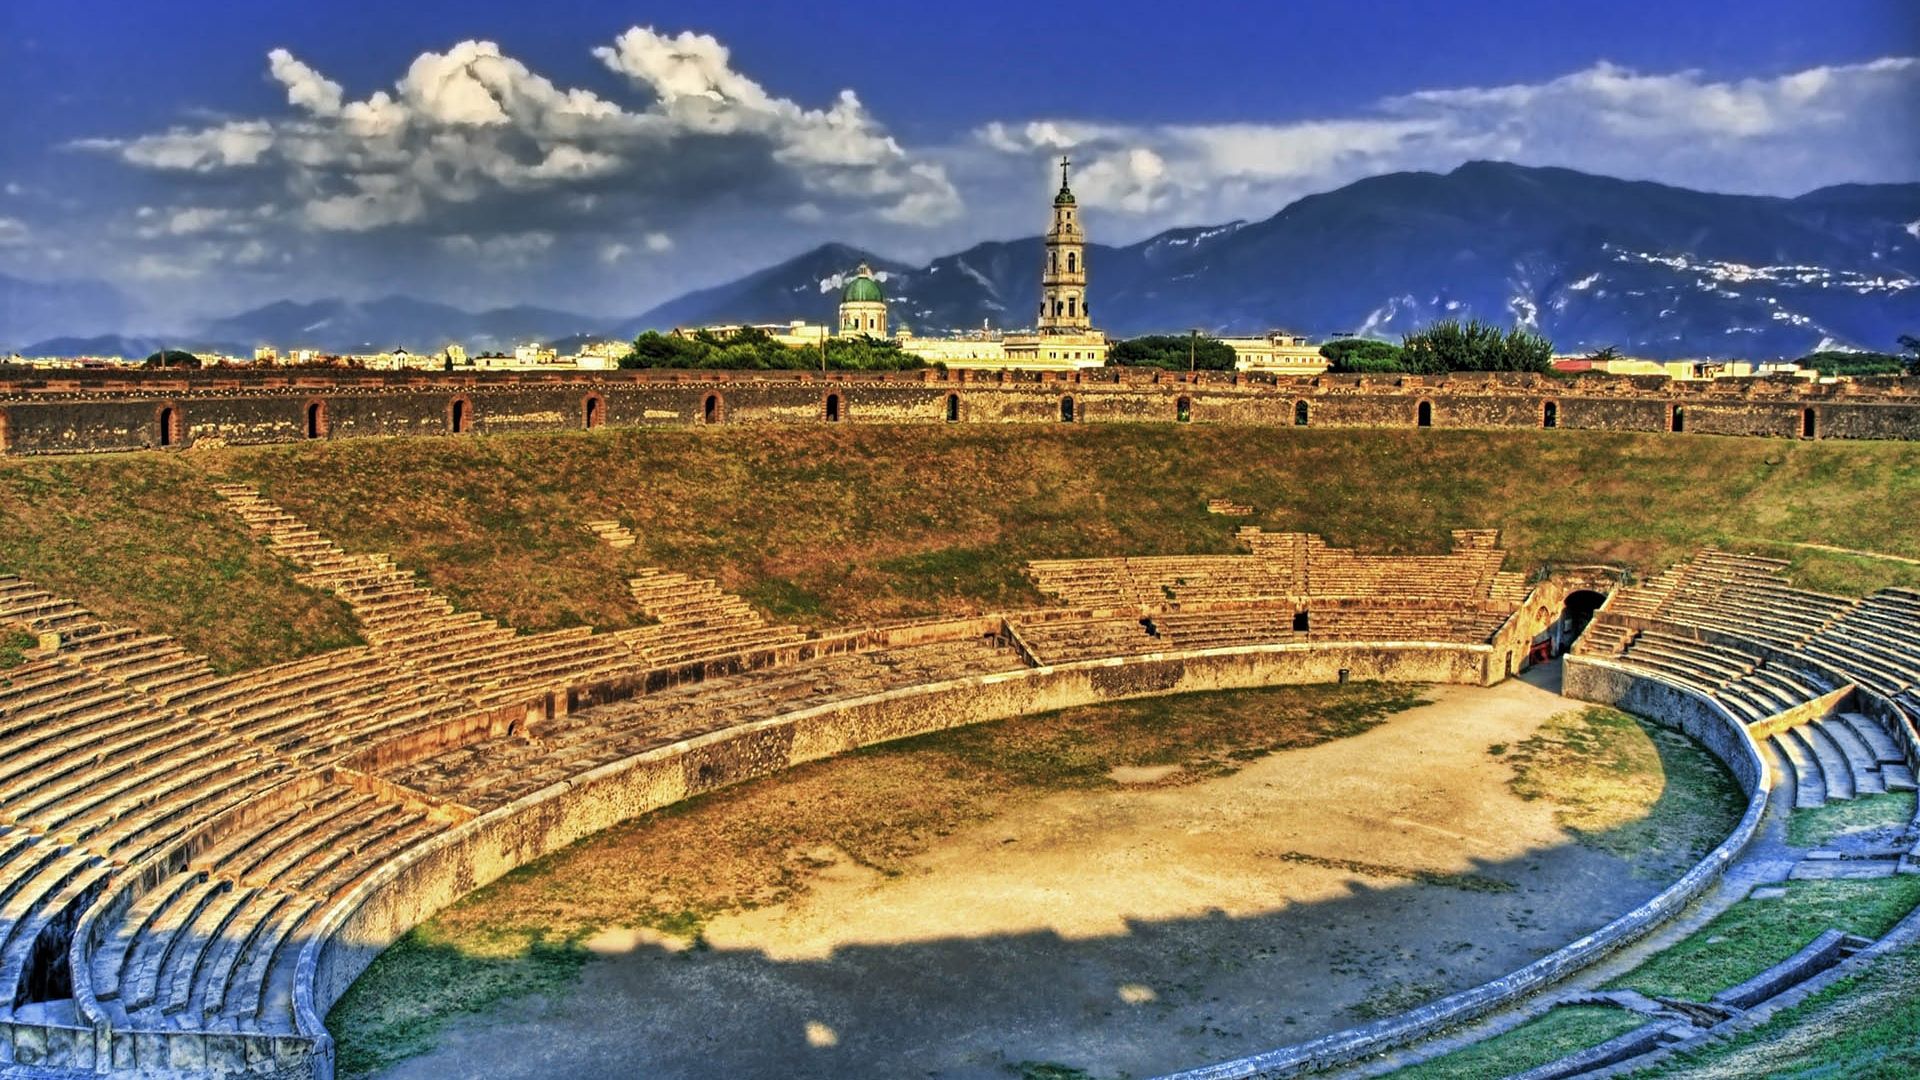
1108 334 1235 371
1320 337 1405 373
1900 334 1919 376
1399 320 1552 374
142 349 202 369
1796 350 1907 378
1585 345 1621 364
620 327 924 372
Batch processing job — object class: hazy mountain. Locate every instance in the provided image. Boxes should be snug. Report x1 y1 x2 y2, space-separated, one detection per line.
612 242 917 337
0 273 136 350
199 296 604 353
16 164 1917 360
629 162 1920 359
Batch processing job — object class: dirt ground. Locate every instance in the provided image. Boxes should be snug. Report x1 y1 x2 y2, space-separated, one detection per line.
371 670 1697 1080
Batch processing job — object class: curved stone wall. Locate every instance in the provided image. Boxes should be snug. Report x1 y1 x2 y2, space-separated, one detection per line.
291 641 1493 1079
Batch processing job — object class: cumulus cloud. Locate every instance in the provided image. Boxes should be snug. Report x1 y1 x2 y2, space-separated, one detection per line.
974 57 1920 229
0 217 28 247
77 29 959 245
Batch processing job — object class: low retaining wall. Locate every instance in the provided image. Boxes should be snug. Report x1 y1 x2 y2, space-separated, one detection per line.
1162 656 1770 1080
291 640 1490 1079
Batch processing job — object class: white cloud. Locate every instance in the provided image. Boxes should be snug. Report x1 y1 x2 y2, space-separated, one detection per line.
0 217 28 247
268 47 343 117
972 57 1920 231
644 231 674 252
79 29 960 242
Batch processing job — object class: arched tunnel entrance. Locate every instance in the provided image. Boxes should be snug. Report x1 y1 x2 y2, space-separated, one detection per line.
1558 589 1607 655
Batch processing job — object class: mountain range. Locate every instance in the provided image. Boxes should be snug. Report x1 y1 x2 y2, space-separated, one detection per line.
8 162 1918 360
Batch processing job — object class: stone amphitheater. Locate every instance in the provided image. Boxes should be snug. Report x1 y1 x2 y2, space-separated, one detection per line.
0 380 1916 1078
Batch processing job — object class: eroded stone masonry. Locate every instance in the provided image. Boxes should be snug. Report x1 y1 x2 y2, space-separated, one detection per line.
0 367 1915 454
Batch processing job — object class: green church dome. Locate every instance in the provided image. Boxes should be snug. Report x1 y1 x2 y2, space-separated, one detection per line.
842 264 885 303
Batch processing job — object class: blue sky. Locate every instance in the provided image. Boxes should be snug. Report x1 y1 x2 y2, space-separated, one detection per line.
1 0 1915 328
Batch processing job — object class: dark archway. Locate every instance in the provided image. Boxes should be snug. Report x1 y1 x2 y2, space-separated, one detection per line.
1294 400 1309 427
306 400 327 439
1560 589 1607 654
1670 405 1685 433
945 393 960 422
1292 610 1309 633
449 398 470 434
1060 395 1075 423
703 393 722 424
1542 401 1558 429
1176 396 1192 423
1416 400 1432 428
825 393 842 422
584 394 604 429
1801 407 1816 439
157 405 177 448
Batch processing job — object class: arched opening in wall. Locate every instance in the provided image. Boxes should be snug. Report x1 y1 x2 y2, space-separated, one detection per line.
156 405 177 448
703 393 722 424
1671 405 1685 433
583 394 604 429
305 400 327 439
1176 396 1192 423
1542 401 1558 429
1559 589 1608 655
449 398 470 434
1292 610 1309 633
945 393 960 423
1802 407 1816 439
824 393 841 422
1060 395 1075 423
1294 400 1310 427
1416 400 1432 428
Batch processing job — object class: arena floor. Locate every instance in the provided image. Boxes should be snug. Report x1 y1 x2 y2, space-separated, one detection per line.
364 666 1718 1079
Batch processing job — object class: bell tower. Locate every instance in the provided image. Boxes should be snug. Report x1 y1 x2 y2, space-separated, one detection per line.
1038 156 1089 333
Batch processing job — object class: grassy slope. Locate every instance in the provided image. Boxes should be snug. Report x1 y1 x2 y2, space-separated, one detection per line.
1611 877 1920 1001
326 682 1425 1077
0 453 360 671
216 427 1920 635
1643 941 1920 1079
1392 1006 1649 1080
2 428 1915 656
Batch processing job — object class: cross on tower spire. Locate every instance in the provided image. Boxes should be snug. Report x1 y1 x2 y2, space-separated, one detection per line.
1059 155 1070 188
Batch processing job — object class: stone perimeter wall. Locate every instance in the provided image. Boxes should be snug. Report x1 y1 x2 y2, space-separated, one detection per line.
1 369 1915 454
1165 655 1771 1080
290 641 1490 1080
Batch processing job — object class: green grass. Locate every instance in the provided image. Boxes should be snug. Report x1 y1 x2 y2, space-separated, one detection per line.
0 453 361 671
325 924 589 1078
1391 1006 1648 1079
4 427 1917 662
0 629 34 669
1787 790 1917 849
1611 877 1920 1001
1638 943 1920 1079
1502 707 1744 879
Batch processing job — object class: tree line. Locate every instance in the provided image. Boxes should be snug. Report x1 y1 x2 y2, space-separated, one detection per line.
619 327 925 371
